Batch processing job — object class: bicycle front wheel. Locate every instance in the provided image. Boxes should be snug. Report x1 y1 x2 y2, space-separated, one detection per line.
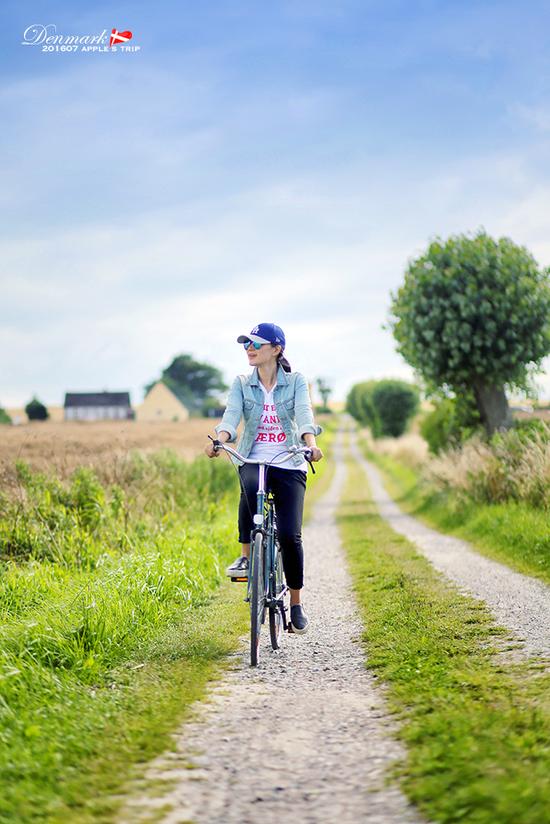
250 532 266 667
269 537 285 650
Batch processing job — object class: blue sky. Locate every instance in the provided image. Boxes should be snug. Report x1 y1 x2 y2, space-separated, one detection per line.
2 0 550 408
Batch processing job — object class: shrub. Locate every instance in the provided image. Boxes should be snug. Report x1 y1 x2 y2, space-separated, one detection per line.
347 379 420 438
371 380 419 438
420 399 455 454
420 393 482 454
346 381 378 430
25 397 49 421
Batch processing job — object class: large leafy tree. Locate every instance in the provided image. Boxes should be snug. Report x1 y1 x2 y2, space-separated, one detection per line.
389 230 550 435
145 354 227 416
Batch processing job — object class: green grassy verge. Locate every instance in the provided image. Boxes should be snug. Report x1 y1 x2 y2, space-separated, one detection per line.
338 439 550 824
358 437 550 586
14 585 248 824
0 452 248 824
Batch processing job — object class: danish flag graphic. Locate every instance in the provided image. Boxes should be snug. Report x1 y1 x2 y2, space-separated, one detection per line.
110 28 132 47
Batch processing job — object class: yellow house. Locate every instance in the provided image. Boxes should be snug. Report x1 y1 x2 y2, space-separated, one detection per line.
136 381 190 423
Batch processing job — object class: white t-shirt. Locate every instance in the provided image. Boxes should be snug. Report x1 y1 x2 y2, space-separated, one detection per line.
247 383 308 471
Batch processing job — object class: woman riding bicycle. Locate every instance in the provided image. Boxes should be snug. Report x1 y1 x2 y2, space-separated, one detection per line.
204 322 323 634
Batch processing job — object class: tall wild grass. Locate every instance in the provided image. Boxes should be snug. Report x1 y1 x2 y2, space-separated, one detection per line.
0 449 241 820
425 423 550 509
367 419 550 510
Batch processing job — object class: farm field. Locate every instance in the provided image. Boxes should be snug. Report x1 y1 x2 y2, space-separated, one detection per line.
0 414 333 494
0 418 219 471
0 418 223 499
0 413 335 464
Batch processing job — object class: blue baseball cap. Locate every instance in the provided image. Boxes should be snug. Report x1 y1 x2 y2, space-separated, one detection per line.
237 323 286 349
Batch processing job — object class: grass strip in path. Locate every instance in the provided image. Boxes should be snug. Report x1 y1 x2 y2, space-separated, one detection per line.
338 437 550 824
358 437 550 586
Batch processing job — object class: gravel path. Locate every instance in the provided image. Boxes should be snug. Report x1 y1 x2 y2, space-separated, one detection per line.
351 440 550 661
119 430 425 824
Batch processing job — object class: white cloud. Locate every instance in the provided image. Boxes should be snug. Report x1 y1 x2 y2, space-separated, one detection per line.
4 153 550 406
3 33 550 409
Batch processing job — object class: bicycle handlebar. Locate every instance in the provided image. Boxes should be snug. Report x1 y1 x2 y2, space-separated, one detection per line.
208 436 316 473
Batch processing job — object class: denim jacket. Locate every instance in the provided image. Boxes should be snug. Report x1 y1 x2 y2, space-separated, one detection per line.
215 365 323 468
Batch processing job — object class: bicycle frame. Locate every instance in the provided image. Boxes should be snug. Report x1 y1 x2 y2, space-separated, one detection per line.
242 458 287 615
261 489 288 619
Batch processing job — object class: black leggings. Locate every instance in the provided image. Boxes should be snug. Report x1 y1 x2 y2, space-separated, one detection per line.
237 464 307 590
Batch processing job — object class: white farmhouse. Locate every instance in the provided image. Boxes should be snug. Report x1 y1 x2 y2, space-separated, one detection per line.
64 391 133 421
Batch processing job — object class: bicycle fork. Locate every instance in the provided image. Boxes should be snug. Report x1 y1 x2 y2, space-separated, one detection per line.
243 525 264 605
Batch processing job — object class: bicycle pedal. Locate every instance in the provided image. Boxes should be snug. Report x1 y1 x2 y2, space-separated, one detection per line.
230 576 248 583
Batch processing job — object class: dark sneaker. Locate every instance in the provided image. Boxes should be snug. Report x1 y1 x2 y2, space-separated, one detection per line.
290 604 309 634
226 556 249 578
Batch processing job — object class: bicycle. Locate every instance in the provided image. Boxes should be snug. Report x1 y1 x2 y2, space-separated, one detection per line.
208 437 315 666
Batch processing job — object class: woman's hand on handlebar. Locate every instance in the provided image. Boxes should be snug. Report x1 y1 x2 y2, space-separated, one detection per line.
204 441 221 458
307 446 323 462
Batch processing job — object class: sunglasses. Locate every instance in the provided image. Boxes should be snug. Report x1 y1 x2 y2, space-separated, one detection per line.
243 340 267 350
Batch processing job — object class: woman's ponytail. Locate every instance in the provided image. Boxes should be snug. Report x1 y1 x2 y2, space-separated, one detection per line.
277 350 292 373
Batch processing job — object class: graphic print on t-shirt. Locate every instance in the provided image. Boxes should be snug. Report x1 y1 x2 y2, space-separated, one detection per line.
254 400 287 445
247 385 307 470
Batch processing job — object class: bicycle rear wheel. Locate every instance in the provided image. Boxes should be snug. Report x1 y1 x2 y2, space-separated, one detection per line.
250 532 266 667
269 537 285 650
